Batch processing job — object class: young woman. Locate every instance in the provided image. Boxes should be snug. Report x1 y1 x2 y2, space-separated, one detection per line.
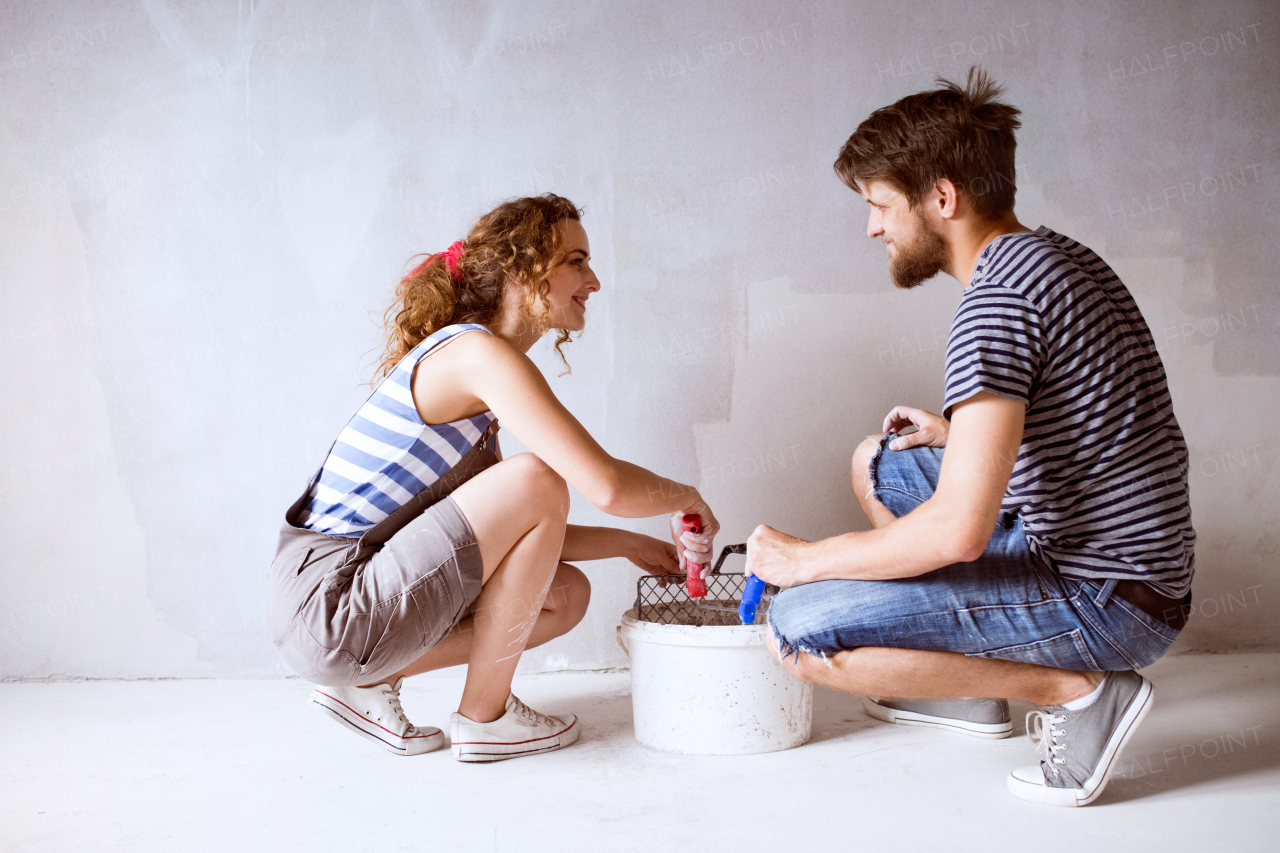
267 194 720 762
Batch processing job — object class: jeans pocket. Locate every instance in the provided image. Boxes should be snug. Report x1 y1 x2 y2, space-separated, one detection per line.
972 628 1102 671
1079 596 1178 670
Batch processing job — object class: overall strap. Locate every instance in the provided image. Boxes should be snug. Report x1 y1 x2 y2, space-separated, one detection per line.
282 462 327 530
281 324 493 534
354 420 501 553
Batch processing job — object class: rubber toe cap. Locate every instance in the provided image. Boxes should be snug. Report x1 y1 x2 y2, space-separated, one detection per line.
1007 764 1079 808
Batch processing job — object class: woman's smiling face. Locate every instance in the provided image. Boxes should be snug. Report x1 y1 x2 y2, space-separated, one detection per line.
541 220 599 332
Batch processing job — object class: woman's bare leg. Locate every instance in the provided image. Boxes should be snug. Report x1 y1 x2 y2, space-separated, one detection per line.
422 453 571 722
386 562 590 679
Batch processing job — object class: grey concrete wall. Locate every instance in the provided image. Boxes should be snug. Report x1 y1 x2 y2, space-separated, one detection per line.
2 0 1276 679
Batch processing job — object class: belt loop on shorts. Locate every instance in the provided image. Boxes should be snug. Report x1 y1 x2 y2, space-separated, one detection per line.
1093 578 1118 607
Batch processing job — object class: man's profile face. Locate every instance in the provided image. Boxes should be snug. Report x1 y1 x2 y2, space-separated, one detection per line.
861 181 947 290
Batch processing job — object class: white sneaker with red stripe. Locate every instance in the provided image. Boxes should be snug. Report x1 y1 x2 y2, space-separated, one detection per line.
450 693 580 762
311 677 446 756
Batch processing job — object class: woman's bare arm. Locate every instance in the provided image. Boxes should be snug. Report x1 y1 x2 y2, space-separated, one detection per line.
440 333 702 518
411 330 717 570
561 525 681 580
560 525 629 561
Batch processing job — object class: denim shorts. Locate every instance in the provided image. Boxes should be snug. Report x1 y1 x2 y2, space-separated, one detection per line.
768 434 1181 672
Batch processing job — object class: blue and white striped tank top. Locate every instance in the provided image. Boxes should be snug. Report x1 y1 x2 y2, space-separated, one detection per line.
298 324 497 537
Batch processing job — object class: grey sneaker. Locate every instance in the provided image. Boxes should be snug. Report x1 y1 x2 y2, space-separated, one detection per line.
1007 671 1154 807
864 696 1012 738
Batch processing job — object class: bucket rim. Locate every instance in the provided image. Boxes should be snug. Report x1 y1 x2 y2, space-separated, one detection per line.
619 609 769 648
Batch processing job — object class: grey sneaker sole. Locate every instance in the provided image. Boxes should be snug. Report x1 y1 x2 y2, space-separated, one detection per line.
864 697 1012 739
312 691 446 756
1007 676 1154 807
451 718 582 762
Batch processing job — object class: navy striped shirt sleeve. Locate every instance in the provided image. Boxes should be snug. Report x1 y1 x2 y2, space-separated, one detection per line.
943 286 1044 417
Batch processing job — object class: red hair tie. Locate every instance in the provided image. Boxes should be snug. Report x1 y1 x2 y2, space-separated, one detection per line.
403 240 466 289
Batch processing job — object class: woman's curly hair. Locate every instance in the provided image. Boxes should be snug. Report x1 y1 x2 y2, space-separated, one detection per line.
375 193 582 380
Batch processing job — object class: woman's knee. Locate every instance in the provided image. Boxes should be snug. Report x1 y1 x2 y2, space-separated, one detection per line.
504 453 569 514
547 563 591 623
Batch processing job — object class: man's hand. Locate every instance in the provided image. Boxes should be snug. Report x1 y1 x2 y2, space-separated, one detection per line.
745 525 814 589
882 405 950 450
738 393 1024 585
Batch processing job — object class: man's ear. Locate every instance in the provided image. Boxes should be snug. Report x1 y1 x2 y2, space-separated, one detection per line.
934 178 961 220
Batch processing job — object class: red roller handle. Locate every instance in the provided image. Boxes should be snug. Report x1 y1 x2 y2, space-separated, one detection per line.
682 513 707 598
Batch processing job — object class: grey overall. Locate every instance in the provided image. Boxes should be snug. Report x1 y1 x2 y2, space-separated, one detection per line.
266 423 499 686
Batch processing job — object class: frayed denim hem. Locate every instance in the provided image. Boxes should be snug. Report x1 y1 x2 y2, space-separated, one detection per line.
768 614 834 669
867 431 894 505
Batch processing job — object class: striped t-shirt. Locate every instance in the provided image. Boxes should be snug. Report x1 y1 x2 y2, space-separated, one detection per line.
944 227 1194 596
298 324 497 537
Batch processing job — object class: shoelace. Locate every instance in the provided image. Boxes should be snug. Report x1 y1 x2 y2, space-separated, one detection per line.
509 695 558 728
380 684 418 734
1026 709 1067 776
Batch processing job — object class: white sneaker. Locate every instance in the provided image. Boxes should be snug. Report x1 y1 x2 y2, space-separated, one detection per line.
311 677 446 756
450 693 580 762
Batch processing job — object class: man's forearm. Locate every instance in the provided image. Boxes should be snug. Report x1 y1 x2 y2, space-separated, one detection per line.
801 394 1022 583
747 395 1021 587
560 524 629 562
804 499 983 582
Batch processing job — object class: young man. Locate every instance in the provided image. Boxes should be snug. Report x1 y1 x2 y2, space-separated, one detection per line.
747 68 1194 807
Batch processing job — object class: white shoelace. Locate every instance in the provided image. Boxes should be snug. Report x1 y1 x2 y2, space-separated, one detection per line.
1026 710 1067 777
509 695 558 728
379 684 418 733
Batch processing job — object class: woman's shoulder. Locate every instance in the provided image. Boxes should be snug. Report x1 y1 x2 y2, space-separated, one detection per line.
422 322 493 348
420 324 527 373
441 321 494 336
411 322 547 419
409 324 495 361
437 324 504 353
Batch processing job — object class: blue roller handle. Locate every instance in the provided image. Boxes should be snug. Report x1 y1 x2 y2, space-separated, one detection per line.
739 574 768 625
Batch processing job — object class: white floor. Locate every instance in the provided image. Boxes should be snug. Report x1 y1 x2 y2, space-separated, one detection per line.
3 652 1277 853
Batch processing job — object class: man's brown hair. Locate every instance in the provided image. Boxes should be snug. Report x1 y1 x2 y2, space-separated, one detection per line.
834 67 1023 218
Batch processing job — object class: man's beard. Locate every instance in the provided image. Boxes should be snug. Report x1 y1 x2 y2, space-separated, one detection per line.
887 217 947 290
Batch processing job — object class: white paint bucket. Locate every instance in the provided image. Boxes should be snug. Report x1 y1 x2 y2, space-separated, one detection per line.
617 608 812 755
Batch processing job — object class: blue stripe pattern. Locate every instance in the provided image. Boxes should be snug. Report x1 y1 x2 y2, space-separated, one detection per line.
298 324 497 537
943 228 1195 596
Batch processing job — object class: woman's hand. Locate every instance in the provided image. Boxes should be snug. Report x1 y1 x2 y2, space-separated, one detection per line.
882 405 950 450
669 499 719 578
623 532 681 585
